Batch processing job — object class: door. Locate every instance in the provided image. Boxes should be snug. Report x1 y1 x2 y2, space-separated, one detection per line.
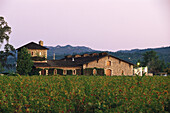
106 69 112 76
93 69 97 75
41 69 46 75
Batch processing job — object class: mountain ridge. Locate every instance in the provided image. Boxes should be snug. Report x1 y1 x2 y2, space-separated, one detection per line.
46 45 170 64
117 46 170 53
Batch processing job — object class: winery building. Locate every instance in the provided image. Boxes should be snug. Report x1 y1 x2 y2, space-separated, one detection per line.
17 41 134 76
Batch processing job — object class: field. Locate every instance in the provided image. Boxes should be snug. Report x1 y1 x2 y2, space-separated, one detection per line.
0 75 169 113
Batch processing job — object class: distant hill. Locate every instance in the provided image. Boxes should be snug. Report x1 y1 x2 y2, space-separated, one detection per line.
46 45 96 59
113 46 170 64
117 46 170 54
46 45 170 64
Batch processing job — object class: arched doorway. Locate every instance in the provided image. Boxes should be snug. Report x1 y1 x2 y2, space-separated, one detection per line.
106 69 112 76
41 69 46 75
122 70 124 75
93 69 97 75
54 69 57 75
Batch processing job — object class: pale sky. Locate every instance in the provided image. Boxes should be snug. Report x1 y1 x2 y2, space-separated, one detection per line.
0 0 170 51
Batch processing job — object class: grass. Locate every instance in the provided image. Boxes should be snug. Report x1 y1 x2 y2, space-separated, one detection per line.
0 75 169 112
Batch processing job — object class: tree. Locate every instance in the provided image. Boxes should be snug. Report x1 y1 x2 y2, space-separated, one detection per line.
17 48 33 75
164 63 170 74
141 51 165 73
0 62 4 72
0 16 15 71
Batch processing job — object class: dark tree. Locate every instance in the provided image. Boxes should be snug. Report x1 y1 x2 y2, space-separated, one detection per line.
141 51 165 73
17 48 33 75
0 16 15 71
164 63 170 74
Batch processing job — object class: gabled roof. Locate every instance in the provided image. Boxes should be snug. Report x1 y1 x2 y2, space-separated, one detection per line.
63 54 134 66
16 42 49 51
34 53 134 68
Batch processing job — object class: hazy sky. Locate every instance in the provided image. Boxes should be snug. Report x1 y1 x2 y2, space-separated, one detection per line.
0 0 170 51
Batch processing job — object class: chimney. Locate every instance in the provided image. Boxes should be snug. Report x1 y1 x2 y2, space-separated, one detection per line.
53 53 55 60
39 40 43 46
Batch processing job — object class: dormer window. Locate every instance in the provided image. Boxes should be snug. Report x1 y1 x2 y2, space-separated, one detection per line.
107 61 111 66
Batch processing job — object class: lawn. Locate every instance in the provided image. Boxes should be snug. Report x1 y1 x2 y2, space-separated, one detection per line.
0 75 169 112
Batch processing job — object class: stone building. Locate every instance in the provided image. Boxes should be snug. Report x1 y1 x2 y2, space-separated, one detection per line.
17 41 134 76
16 41 48 62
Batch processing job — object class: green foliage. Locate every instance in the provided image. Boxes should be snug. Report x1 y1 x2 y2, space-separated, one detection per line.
96 68 104 76
29 67 42 75
76 69 82 75
0 76 169 112
8 73 20 76
0 17 11 45
141 51 166 73
83 68 93 75
17 48 33 75
0 62 4 73
142 51 158 66
0 16 15 69
48 68 55 75
164 63 170 74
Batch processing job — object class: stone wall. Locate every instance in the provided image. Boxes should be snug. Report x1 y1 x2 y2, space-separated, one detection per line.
83 56 133 76
28 49 47 59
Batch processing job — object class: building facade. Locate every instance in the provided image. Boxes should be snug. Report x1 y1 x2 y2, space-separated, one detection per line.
16 41 48 61
17 41 134 76
82 56 133 76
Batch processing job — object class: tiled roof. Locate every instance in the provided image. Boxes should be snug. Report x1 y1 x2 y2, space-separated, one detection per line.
63 55 134 65
34 60 82 67
34 54 134 68
16 42 49 51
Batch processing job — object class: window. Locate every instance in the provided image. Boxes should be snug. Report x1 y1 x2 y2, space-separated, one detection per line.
31 52 34 55
54 69 57 75
39 52 42 56
73 70 76 75
106 69 112 76
63 70 66 75
122 70 124 75
107 61 111 66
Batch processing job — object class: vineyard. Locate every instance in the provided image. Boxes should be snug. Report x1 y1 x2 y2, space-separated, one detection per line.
0 75 169 112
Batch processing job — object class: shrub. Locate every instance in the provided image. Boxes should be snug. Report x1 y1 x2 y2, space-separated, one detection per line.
83 68 93 75
17 48 33 75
